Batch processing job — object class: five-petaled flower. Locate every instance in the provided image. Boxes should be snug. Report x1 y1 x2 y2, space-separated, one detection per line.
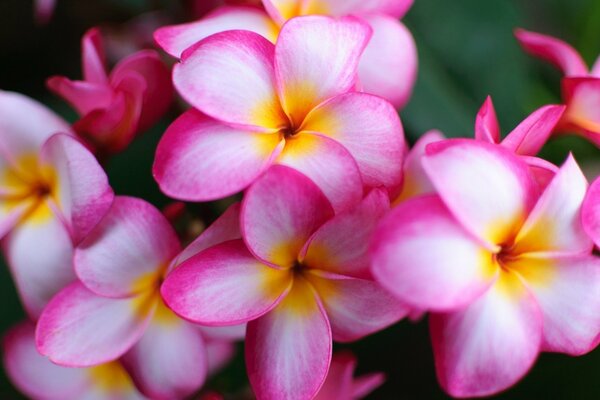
516 29 600 148
162 166 407 400
372 139 600 397
153 16 405 213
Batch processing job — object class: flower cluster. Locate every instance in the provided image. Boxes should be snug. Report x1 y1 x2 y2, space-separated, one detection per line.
3 1 600 399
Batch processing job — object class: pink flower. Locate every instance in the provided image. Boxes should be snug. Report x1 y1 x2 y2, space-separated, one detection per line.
0 91 114 319
3 321 147 400
153 16 405 212
582 177 600 249
47 28 173 155
162 166 407 400
156 0 417 108
516 29 600 147
35 196 240 399
315 352 384 400
371 140 600 397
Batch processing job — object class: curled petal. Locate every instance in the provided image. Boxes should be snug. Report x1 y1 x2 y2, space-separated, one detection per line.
474 96 500 144
515 28 588 77
246 276 332 400
154 111 282 201
430 272 542 398
81 28 108 85
562 77 600 135
46 77 114 115
501 105 565 156
242 165 334 267
583 176 600 248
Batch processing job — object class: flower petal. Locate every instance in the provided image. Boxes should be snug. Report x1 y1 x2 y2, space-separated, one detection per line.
75 196 180 298
276 133 363 214
394 129 445 203
245 276 332 400
303 0 414 18
3 202 76 319
155 6 278 58
161 240 292 325
153 110 282 201
352 373 385 399
305 271 408 342
562 77 600 134
509 255 600 355
303 188 389 279
515 28 588 77
357 15 417 109
275 15 371 126
173 30 287 130
0 198 35 240
40 134 114 244
474 96 500 144
206 340 236 376
0 91 72 161
174 202 242 267
430 271 542 398
301 92 405 190
3 322 89 400
583 176 600 248
314 352 355 400
371 195 497 311
501 105 565 156
512 155 591 256
423 139 538 248
46 77 114 115
122 305 208 399
242 165 334 267
36 282 156 367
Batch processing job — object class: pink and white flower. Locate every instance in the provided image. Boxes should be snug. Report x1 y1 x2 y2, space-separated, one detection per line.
47 28 173 155
0 91 114 319
35 196 239 399
4 321 147 400
371 139 600 397
162 166 407 400
155 0 417 108
516 29 600 147
153 16 405 212
315 352 384 400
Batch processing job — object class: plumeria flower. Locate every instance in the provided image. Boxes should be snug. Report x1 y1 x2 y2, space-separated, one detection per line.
36 196 241 400
395 97 565 204
4 321 147 400
153 16 405 212
162 166 407 400
315 352 384 400
155 0 417 108
0 91 113 319
47 28 173 155
582 177 600 249
516 29 600 147
371 140 600 397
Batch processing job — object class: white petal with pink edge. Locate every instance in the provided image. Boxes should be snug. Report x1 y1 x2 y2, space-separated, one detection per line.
36 282 156 367
242 165 334 267
276 133 363 214
430 271 542 398
173 30 287 131
275 16 371 126
246 276 332 400
161 240 292 325
305 271 408 342
75 196 180 298
303 188 389 279
153 110 283 202
582 176 600 248
155 6 278 58
357 15 417 109
423 139 538 248
3 322 90 400
301 92 405 190
371 195 497 311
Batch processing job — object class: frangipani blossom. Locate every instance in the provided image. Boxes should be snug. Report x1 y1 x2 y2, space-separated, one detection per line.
315 352 384 400
155 0 417 108
36 196 239 400
4 321 147 400
154 16 405 212
48 28 173 155
516 29 600 147
395 97 564 204
371 140 600 397
162 166 407 400
0 91 114 319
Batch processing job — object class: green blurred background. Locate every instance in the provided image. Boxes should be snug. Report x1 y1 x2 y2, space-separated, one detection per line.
1 0 599 398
